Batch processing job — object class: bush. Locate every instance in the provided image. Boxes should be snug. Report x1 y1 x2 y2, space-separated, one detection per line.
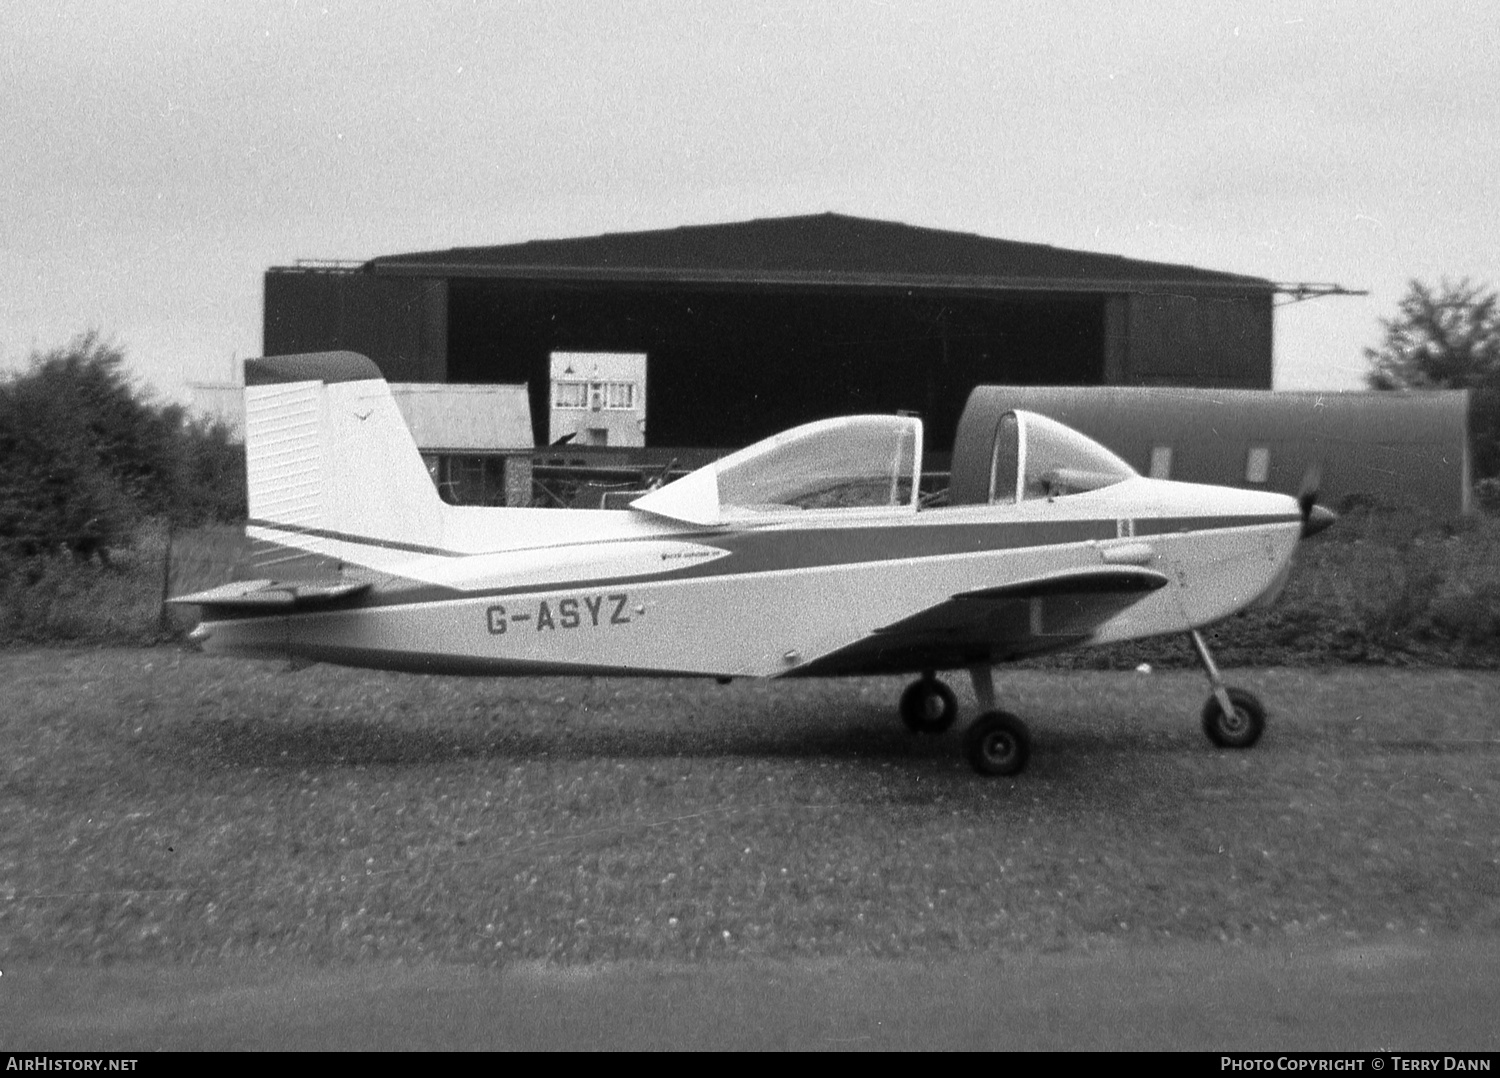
0 334 244 566
0 531 170 645
0 521 249 646
0 355 141 562
1234 508 1500 665
1475 477 1500 514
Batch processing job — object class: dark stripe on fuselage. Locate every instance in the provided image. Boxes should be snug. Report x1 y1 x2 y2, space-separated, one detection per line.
226 512 1301 617
1133 516 1279 538
246 641 713 678
247 518 466 558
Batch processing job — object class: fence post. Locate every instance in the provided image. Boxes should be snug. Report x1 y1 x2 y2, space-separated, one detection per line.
158 519 174 634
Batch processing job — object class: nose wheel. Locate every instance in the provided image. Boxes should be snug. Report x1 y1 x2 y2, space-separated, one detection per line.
899 673 958 734
1201 685 1266 748
1189 630 1266 749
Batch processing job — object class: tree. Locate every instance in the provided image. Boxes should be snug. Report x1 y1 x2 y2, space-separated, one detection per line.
0 334 245 564
1365 279 1500 480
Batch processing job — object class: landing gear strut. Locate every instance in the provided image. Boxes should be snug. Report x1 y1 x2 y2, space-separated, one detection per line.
899 672 958 735
962 662 1031 776
1189 629 1266 749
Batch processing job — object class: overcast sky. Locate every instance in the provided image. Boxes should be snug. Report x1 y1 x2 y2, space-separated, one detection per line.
3 1 1496 401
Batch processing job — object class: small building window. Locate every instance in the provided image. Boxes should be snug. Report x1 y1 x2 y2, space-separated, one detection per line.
553 381 589 409
603 382 636 409
1245 446 1271 484
1148 446 1173 480
582 382 638 410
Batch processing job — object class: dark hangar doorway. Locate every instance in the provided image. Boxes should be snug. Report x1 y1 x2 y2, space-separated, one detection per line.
446 281 1106 452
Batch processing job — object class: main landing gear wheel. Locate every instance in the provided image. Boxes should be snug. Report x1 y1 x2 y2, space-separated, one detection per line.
1201 687 1266 749
964 710 1032 776
899 676 958 735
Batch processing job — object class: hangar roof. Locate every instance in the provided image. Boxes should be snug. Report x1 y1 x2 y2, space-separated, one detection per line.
366 213 1275 295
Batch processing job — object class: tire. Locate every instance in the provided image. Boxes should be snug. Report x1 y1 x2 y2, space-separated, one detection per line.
1201 687 1266 749
899 678 958 735
964 710 1031 776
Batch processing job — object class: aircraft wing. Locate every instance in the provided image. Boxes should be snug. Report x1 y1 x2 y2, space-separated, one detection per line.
793 565 1171 676
168 579 372 611
946 565 1171 602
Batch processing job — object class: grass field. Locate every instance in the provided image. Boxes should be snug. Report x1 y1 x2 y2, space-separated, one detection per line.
3 648 1498 969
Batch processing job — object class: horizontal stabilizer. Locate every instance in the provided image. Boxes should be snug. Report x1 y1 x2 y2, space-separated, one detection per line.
954 565 1169 601
169 579 371 610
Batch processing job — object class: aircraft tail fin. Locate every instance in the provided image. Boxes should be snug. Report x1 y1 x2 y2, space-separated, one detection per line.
243 352 447 571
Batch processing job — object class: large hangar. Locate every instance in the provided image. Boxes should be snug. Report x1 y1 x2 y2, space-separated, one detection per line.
263 213 1277 452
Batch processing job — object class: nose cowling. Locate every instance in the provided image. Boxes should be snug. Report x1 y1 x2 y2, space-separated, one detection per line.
1296 463 1337 538
1302 503 1338 538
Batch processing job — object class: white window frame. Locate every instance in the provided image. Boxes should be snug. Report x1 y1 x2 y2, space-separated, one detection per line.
601 381 636 410
553 380 589 409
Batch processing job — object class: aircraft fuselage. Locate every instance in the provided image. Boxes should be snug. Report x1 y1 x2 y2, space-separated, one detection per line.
196 478 1302 679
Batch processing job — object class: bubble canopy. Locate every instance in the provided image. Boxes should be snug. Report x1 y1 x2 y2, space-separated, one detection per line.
989 410 1138 504
631 415 923 525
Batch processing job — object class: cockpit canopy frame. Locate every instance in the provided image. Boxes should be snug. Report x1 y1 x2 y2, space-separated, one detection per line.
987 410 1139 504
949 386 1139 506
631 414 923 526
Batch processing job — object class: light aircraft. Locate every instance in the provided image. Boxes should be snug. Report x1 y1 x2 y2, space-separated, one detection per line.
175 352 1335 776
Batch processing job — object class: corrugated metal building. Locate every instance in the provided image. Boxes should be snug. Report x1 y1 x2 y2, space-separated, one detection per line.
264 213 1277 452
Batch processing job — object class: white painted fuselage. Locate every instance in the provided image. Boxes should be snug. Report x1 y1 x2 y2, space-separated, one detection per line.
198 478 1302 679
